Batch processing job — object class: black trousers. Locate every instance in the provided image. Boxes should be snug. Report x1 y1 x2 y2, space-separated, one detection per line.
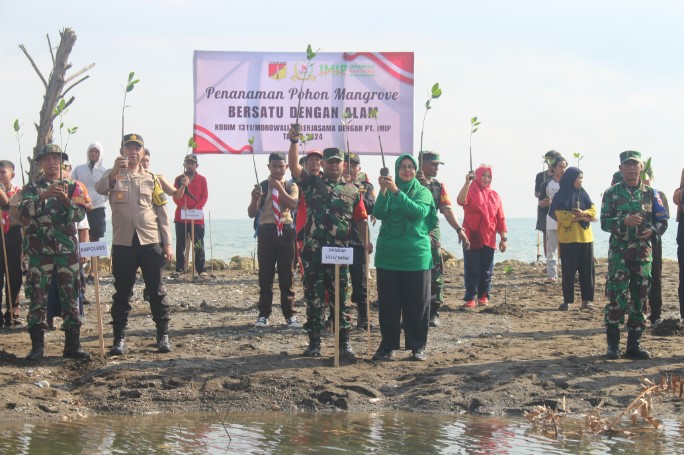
174 221 206 273
376 268 430 351
648 236 663 322
349 244 367 307
0 226 23 319
559 242 595 304
111 234 169 326
257 224 295 319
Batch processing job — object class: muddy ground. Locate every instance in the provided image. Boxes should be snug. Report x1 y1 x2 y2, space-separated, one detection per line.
1 258 683 423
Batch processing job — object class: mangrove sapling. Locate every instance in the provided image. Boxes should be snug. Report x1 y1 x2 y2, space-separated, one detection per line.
572 152 585 209
369 108 388 176
572 152 584 169
53 98 78 153
121 71 140 145
341 110 353 174
299 133 314 154
12 119 26 185
419 82 442 171
291 44 318 136
468 116 481 177
247 137 259 185
503 265 513 304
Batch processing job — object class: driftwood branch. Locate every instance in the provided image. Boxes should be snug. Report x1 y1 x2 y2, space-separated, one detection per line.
65 62 94 84
18 44 48 89
46 33 55 67
62 75 90 98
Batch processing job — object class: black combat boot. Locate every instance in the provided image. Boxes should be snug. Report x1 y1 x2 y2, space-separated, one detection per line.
625 327 650 359
606 325 620 360
109 324 127 356
26 328 45 361
156 322 172 353
63 327 90 360
303 330 321 357
339 329 356 362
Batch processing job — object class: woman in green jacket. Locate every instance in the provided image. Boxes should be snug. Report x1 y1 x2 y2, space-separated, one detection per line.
372 154 437 361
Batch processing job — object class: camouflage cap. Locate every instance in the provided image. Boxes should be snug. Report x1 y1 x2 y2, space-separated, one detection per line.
123 133 144 147
322 147 344 161
345 152 361 164
184 153 199 164
422 151 444 164
619 150 642 164
36 144 69 162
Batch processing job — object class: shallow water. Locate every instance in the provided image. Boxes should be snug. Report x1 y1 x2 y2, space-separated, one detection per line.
1 411 682 454
99 217 680 265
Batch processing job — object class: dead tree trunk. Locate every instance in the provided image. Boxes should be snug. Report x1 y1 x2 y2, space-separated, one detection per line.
19 28 94 181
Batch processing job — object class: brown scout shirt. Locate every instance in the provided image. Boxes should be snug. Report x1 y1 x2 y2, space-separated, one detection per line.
96 168 172 247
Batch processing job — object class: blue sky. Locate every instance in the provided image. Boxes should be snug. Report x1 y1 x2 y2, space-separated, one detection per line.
2 0 684 219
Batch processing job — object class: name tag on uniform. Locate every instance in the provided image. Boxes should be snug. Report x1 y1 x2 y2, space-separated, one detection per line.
80 241 109 258
322 247 353 265
181 209 203 220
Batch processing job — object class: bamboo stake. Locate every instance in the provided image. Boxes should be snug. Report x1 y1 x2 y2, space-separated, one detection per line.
365 225 371 357
334 264 340 368
209 210 214 275
93 257 105 357
191 219 196 283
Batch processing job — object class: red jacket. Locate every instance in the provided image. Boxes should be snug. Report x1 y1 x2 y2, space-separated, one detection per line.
173 173 208 226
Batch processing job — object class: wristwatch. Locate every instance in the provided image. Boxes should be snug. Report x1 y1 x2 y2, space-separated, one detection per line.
501 236 508 241
456 227 464 233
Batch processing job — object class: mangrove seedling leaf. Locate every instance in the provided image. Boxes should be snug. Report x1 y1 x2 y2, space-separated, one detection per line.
68 126 78 134
369 108 378 119
248 137 255 145
306 44 316 60
425 100 431 110
431 82 442 99
128 71 135 82
13 119 20 132
471 116 478 124
472 128 478 133
305 133 314 142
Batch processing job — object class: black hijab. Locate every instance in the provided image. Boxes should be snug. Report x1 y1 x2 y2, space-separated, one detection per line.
549 167 593 229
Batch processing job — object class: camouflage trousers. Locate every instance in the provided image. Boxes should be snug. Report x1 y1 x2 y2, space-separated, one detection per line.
604 255 651 330
300 246 351 332
25 252 81 330
430 246 444 316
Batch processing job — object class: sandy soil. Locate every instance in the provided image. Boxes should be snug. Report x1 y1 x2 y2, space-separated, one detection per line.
1 258 683 423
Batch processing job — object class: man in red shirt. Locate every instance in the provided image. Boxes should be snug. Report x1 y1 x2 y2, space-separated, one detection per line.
172 154 209 279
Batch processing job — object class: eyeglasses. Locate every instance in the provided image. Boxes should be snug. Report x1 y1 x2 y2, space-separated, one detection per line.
398 164 416 171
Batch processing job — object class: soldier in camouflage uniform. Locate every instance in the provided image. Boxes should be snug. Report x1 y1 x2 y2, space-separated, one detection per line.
20 144 90 361
344 152 375 329
287 127 371 360
601 150 666 360
417 152 470 327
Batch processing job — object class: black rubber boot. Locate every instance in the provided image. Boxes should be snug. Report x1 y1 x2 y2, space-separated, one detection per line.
339 330 356 362
63 327 90 360
303 330 321 357
606 325 620 360
156 322 172 353
109 324 127 356
625 328 650 359
26 328 45 361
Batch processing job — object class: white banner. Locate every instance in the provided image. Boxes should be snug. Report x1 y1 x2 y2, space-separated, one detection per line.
193 51 414 155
